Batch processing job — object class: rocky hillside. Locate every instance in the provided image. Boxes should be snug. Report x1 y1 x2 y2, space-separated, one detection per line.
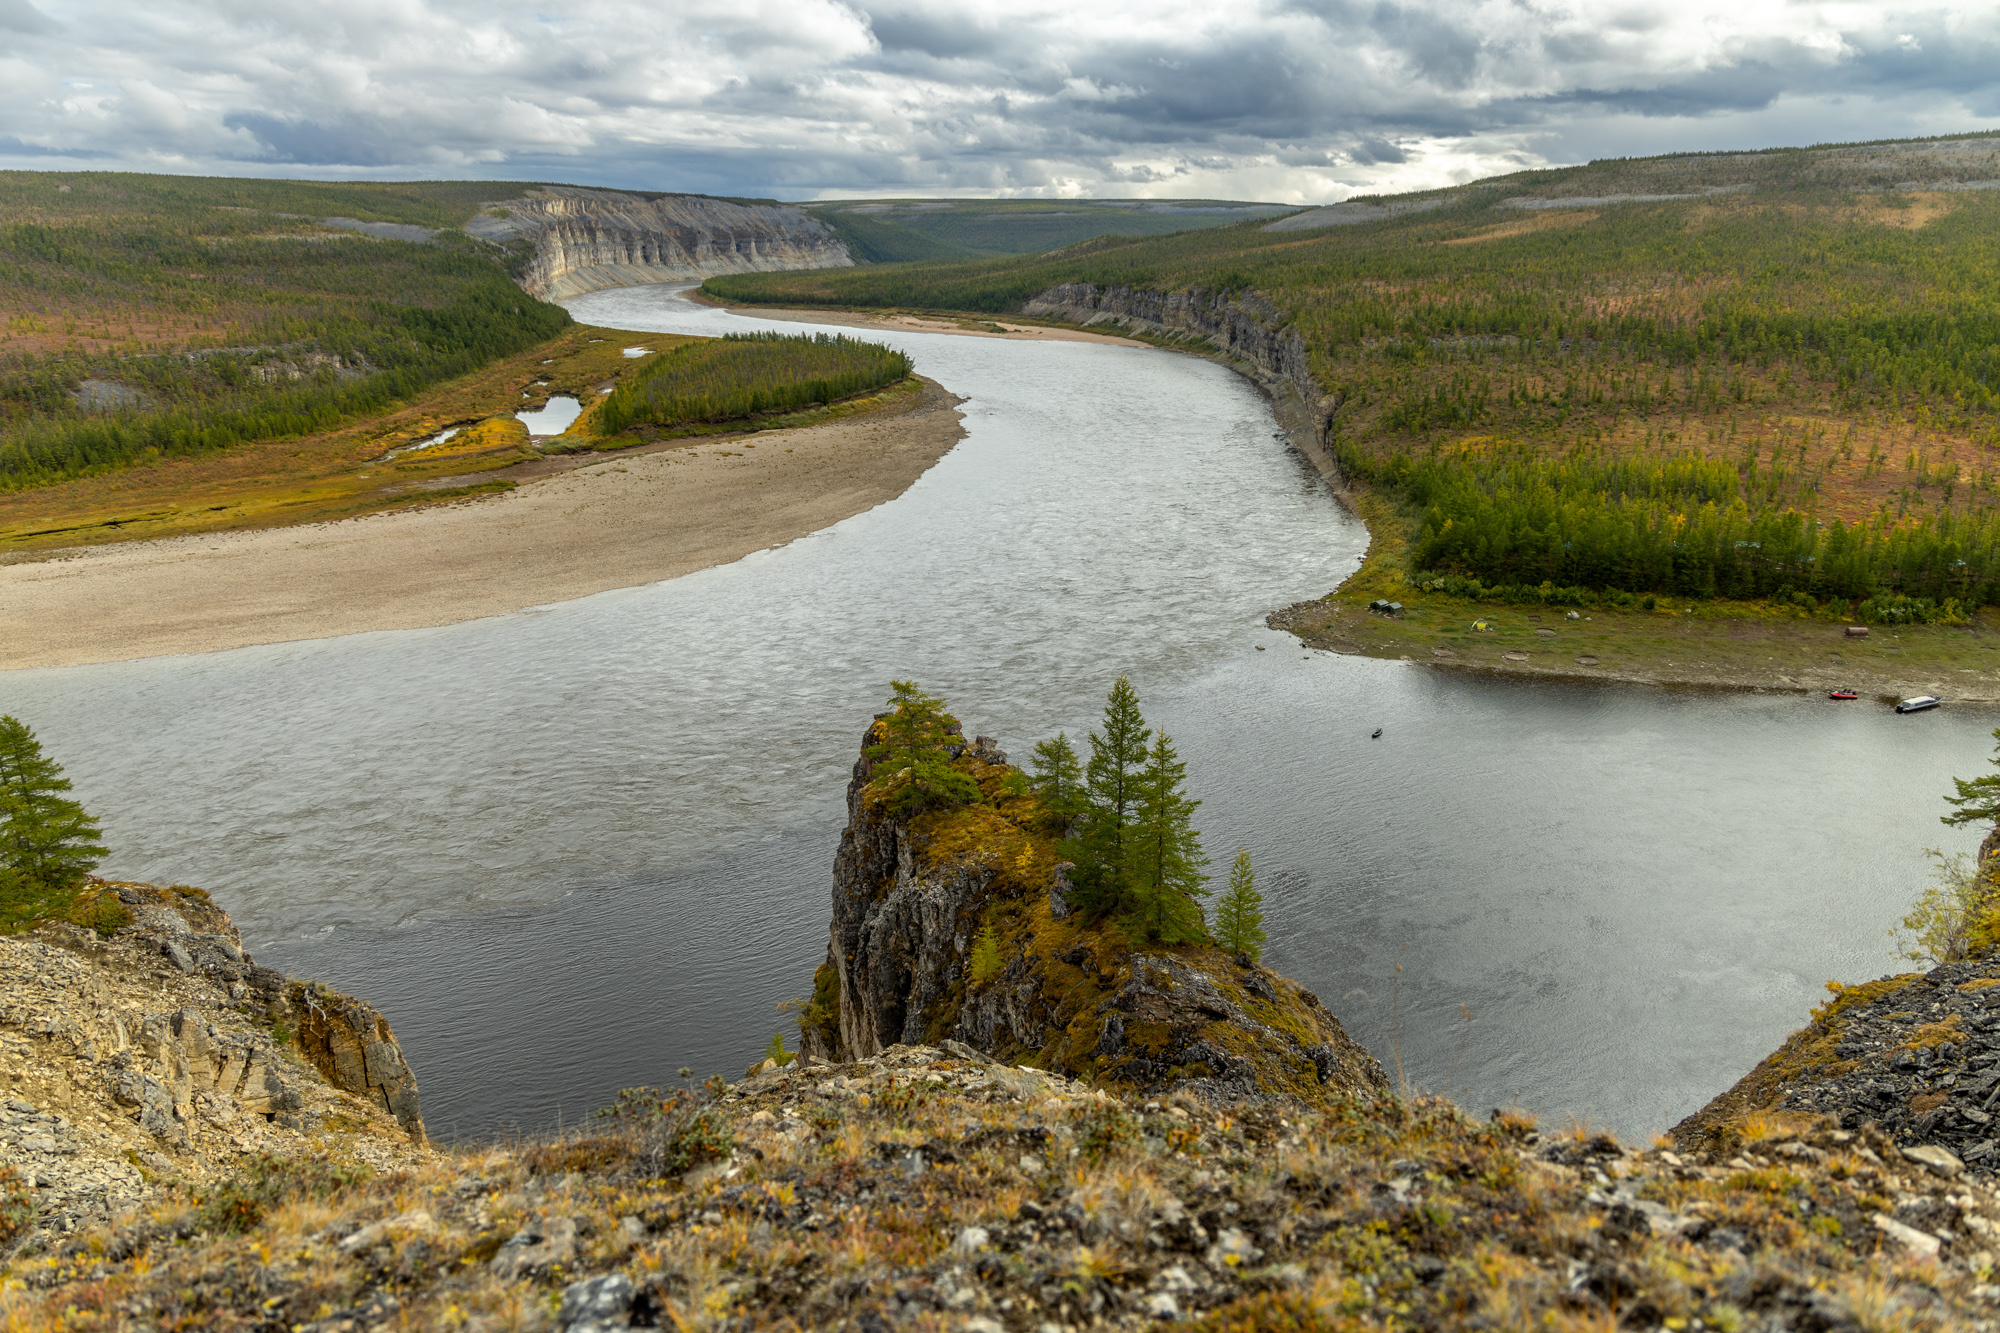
0 881 429 1253
796 717 1386 1107
465 186 852 300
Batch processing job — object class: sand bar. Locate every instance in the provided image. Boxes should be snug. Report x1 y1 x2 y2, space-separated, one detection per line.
697 296 1150 347
2 378 964 671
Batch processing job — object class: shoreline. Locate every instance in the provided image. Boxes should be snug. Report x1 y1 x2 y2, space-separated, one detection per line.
693 291 1151 348
0 377 965 671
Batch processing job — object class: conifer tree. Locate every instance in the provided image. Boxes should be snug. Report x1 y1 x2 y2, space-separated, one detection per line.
0 715 105 921
969 922 1004 984
1029 732 1086 837
1943 727 2000 827
1214 849 1268 962
1126 729 1210 943
1068 676 1151 915
863 681 980 814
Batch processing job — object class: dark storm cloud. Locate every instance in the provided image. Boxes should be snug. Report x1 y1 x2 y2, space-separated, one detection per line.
2 1 1997 202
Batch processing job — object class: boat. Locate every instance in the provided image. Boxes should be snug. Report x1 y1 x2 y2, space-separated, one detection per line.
1371 728 1383 739
1895 695 1942 714
1829 689 1859 700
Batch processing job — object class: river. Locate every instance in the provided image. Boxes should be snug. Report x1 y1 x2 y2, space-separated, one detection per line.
3 285 1990 1142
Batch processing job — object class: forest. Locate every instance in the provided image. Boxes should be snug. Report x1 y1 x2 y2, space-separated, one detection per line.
708 135 2000 616
594 332 912 435
0 173 570 489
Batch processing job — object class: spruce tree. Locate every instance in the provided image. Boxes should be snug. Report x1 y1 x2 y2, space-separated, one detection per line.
1068 676 1151 916
1126 728 1210 943
1029 732 1086 837
863 681 980 814
1215 849 1268 962
1943 727 2000 827
0 715 105 921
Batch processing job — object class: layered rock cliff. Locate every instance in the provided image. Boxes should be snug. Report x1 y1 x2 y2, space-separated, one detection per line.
798 715 1387 1106
1022 282 1342 475
0 880 428 1247
465 187 852 300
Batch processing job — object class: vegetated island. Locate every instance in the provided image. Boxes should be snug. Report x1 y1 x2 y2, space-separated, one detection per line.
12 695 2000 1328
706 133 2000 699
0 175 961 668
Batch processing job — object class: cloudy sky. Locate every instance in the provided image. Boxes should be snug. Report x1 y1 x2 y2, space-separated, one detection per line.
3 0 1998 203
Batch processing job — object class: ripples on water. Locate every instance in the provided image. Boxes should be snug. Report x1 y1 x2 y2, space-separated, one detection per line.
3 286 1990 1140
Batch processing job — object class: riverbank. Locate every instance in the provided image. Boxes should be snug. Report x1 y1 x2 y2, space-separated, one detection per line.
1272 484 2000 701
0 376 963 670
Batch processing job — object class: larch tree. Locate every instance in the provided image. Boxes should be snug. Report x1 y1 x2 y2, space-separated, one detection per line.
1214 849 1268 962
1943 727 2000 828
863 680 980 814
1068 676 1151 916
1028 731 1086 837
0 714 106 921
1125 728 1210 944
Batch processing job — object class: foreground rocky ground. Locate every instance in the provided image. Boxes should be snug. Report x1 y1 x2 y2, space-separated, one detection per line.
6 1039 2000 1331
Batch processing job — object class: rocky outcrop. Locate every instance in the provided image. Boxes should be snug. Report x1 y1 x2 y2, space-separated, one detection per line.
802 717 1387 1106
288 982 425 1141
466 187 852 300
1674 828 2000 1171
0 882 430 1246
1022 282 1341 469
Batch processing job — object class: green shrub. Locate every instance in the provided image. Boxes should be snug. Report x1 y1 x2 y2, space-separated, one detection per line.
195 1153 373 1234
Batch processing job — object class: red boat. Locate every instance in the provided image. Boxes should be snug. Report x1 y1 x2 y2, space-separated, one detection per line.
1829 689 1860 700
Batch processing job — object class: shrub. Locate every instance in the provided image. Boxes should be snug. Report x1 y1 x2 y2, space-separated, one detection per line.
1891 850 1992 965
195 1153 373 1234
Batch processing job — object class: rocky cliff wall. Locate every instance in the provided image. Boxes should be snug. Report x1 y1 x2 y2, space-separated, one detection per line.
1021 282 1342 482
0 881 429 1245
466 187 853 301
801 717 1387 1106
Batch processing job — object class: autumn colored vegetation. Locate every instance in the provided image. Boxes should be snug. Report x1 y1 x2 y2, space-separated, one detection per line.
0 172 571 491
709 135 2000 618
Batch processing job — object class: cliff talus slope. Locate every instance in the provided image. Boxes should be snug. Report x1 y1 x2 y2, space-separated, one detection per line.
798 717 1386 1107
468 187 852 300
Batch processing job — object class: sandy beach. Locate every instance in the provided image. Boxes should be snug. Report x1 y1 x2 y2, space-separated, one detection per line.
1 378 964 671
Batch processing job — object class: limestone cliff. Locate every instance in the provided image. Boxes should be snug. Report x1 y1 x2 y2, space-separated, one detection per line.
0 881 428 1246
1022 282 1341 475
798 716 1387 1105
465 186 852 300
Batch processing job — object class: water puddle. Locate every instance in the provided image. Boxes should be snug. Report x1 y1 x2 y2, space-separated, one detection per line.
622 346 653 358
516 396 581 437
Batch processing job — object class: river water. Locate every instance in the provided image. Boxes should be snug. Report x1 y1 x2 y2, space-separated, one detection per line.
4 286 1991 1142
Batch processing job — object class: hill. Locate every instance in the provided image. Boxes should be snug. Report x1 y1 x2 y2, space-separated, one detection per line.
807 198 1295 262
706 134 2000 682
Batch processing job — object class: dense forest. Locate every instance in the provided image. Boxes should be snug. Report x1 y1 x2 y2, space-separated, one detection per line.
709 135 2000 615
0 173 571 489
594 332 912 434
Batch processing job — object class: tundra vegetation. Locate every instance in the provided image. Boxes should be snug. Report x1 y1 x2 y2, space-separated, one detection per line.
710 134 2000 622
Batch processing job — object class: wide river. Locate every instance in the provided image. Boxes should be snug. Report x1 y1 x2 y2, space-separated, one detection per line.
5 286 1992 1142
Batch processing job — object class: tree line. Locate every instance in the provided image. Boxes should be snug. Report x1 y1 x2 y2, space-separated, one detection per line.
593 332 912 436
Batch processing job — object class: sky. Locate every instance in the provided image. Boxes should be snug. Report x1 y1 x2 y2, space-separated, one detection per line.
3 0 1999 204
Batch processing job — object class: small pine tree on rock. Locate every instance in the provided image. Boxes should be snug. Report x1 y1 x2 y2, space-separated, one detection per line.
1215 849 1268 962
1125 728 1210 944
1943 726 2000 827
863 681 981 814
969 922 1004 984
0 715 105 925
1068 676 1151 916
1029 732 1086 837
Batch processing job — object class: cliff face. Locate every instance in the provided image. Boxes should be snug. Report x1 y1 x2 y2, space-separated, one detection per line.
0 881 428 1246
466 187 853 301
1022 282 1341 473
800 718 1387 1106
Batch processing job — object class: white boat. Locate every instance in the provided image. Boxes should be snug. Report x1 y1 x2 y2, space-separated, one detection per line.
1895 695 1942 714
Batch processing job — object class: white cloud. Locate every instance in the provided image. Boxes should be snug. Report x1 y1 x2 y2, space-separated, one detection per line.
0 0 1995 201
